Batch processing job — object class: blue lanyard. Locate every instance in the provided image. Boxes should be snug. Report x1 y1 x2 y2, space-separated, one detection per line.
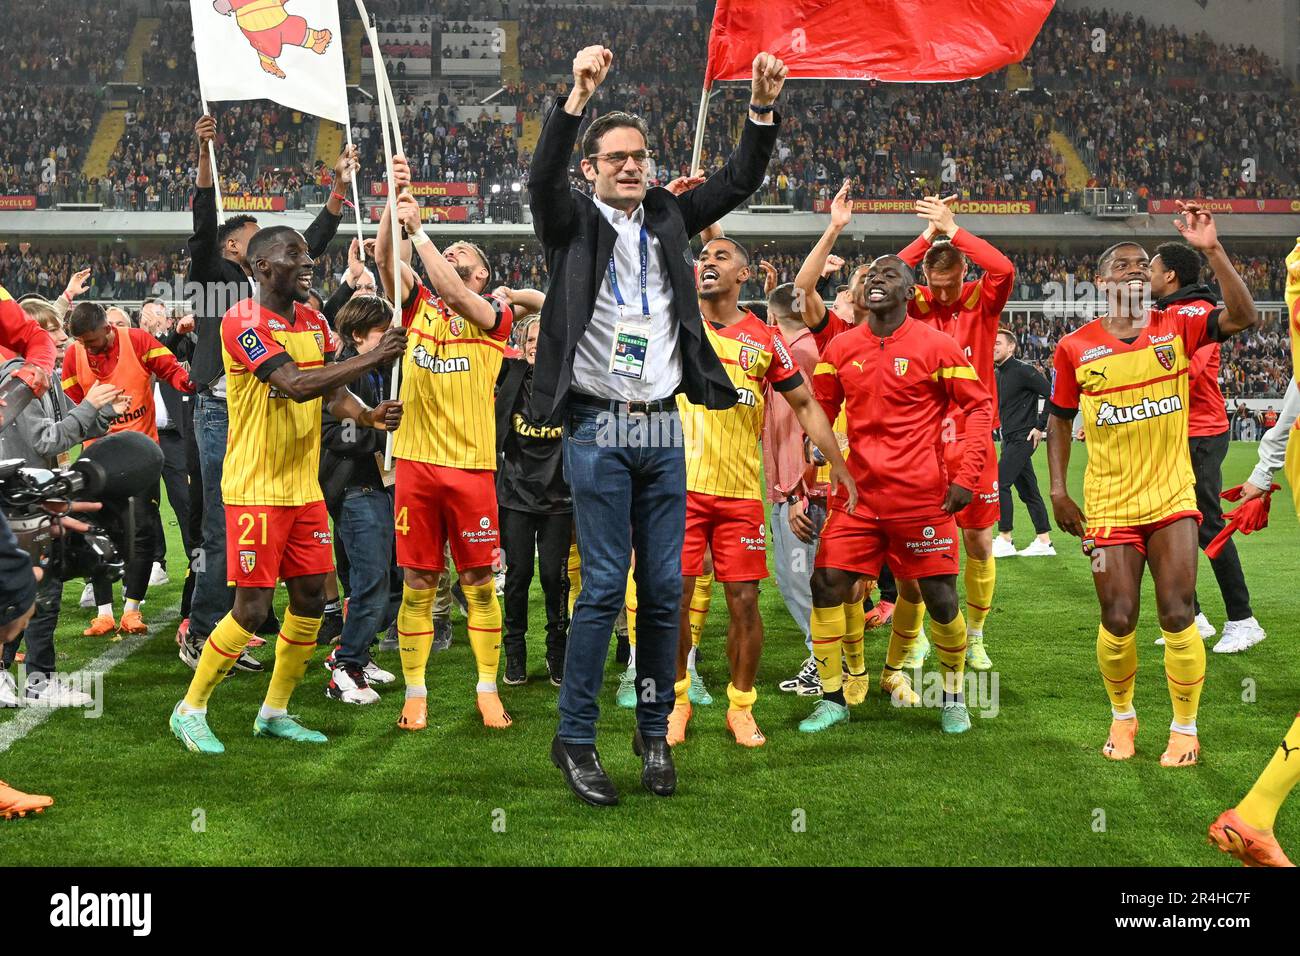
607 225 650 318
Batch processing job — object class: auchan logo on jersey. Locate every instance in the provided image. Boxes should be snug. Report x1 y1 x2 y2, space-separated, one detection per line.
1095 394 1183 426
411 345 469 374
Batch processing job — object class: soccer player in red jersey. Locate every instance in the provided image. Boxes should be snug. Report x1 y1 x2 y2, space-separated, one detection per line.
894 194 1014 673
800 254 993 735
1047 203 1258 769
1150 241 1264 654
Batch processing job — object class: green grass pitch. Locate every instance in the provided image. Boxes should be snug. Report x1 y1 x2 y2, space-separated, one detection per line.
1 443 1295 866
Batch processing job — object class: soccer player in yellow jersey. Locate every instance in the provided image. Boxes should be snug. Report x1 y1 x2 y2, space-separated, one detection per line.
1208 236 1300 867
169 226 406 754
1046 202 1258 769
668 238 853 747
377 157 541 732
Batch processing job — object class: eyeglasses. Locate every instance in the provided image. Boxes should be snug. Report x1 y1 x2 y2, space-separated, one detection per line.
587 149 654 168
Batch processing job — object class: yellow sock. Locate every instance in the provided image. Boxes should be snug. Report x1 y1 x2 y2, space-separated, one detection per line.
810 604 845 694
567 541 581 617
964 556 996 635
930 612 967 695
263 609 320 711
624 567 637 650
674 675 691 706
726 682 756 713
688 571 714 647
182 613 254 710
842 598 866 673
883 597 924 671
1237 713 1300 830
1162 622 1205 730
1096 624 1138 715
398 583 436 692
463 580 503 687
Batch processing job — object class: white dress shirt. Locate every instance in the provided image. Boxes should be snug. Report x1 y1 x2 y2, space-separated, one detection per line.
571 195 681 402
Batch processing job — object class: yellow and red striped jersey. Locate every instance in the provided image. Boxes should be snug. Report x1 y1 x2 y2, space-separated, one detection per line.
678 312 802 500
221 298 336 507
394 280 511 470
1050 303 1217 527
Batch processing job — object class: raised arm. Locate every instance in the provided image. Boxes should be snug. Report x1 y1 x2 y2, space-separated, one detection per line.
794 179 853 329
1175 201 1257 338
396 194 496 330
375 156 416 308
187 115 224 283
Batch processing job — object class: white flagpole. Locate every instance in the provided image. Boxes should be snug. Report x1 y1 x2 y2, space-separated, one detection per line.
199 93 224 220
688 84 711 176
343 122 366 253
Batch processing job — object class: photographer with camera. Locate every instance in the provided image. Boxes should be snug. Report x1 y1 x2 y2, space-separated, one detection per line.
0 297 127 707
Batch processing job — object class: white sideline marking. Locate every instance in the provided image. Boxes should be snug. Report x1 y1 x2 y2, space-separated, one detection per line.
0 602 181 755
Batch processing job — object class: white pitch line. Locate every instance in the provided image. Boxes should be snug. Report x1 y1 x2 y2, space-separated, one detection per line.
0 601 182 755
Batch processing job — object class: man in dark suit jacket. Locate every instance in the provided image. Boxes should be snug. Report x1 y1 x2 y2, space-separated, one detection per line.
528 44 786 806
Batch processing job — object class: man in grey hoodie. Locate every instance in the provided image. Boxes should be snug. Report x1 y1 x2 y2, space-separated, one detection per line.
0 296 127 708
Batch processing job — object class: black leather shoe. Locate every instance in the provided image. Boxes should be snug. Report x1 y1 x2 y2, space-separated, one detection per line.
551 736 619 807
633 729 676 797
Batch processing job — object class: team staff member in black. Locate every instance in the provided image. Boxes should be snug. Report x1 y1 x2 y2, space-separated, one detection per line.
992 328 1055 557
496 312 569 689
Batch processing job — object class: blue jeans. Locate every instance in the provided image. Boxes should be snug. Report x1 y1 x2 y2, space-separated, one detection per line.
558 403 686 744
190 392 232 641
335 488 396 668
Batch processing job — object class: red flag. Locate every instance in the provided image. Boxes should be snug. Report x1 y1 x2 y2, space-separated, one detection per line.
703 0 1055 85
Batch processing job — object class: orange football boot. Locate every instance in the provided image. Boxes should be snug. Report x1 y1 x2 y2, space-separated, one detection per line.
1102 717 1138 760
1160 731 1200 767
1209 809 1294 867
0 781 53 820
398 696 427 731
726 709 766 747
476 691 513 729
666 698 691 746
83 615 116 637
118 611 148 635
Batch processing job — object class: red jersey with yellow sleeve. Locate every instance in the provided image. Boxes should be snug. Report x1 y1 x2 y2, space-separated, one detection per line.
1049 300 1220 527
814 316 992 520
394 278 511 470
0 284 55 373
62 327 193 443
678 312 802 500
899 228 1014 431
220 298 336 507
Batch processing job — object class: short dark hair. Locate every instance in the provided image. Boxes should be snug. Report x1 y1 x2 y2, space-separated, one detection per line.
217 214 258 246
701 236 750 265
581 111 649 161
336 295 394 347
922 240 965 273
1154 241 1203 288
69 301 108 337
767 283 799 321
1097 241 1146 275
245 225 301 269
447 240 493 288
873 254 915 285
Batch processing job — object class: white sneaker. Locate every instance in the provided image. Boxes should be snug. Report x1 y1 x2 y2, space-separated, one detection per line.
149 562 169 586
0 669 19 708
991 537 1018 558
25 677 93 708
1213 617 1266 654
1018 539 1057 557
79 582 95 609
363 660 396 685
326 662 380 705
1194 612 1216 639
494 570 506 596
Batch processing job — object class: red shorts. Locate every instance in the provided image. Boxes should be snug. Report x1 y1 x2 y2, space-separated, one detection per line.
394 459 499 573
816 508 960 580
242 16 308 59
1082 510 1201 557
682 492 768 582
225 500 334 588
944 432 999 530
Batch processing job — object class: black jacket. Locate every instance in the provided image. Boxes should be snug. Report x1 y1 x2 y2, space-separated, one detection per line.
185 186 343 390
319 343 390 514
525 96 780 419
994 356 1050 442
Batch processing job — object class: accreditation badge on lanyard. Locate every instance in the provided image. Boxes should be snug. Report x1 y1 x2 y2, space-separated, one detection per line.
608 226 653 381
